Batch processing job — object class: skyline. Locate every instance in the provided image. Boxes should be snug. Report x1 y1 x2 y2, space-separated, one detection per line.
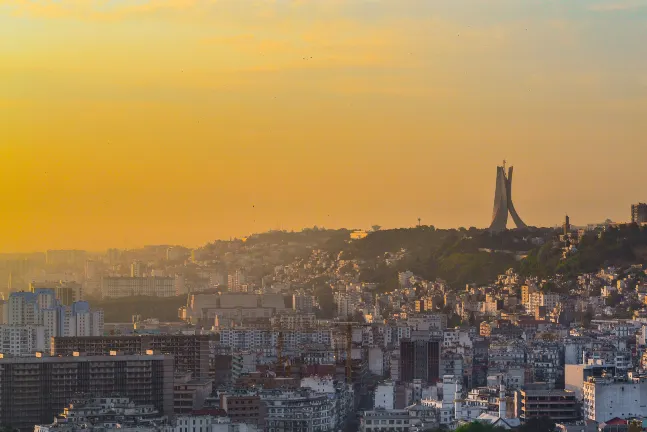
2 0 647 252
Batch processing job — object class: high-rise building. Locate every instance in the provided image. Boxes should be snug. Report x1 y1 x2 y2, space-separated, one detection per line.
489 161 527 232
29 281 82 305
4 291 103 338
0 352 174 430
632 203 647 224
51 334 210 378
399 338 441 384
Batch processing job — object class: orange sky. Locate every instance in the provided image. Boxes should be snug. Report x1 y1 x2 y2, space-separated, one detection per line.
1 0 647 252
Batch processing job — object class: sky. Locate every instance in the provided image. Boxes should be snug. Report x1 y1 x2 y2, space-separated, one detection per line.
1 0 647 252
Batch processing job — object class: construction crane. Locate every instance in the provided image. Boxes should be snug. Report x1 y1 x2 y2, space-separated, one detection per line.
330 321 375 383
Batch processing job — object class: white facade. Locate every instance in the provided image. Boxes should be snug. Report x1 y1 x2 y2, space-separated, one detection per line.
375 382 395 410
0 325 49 355
368 347 385 376
583 376 647 422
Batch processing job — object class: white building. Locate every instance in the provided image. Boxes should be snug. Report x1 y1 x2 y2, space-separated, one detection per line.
0 325 49 355
583 375 647 422
375 381 395 410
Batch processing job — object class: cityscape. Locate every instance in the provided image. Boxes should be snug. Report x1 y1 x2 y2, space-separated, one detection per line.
4 1 647 432
0 162 647 430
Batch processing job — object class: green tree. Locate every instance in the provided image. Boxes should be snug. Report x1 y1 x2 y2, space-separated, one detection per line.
454 421 507 432
518 417 556 432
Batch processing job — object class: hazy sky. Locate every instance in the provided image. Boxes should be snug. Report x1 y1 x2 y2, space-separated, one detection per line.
1 0 647 252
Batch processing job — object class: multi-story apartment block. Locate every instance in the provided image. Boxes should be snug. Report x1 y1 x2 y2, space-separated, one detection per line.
221 391 266 428
52 334 210 378
0 352 174 430
514 387 578 423
101 276 175 298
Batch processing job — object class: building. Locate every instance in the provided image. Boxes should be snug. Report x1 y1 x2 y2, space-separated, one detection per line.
101 276 175 298
29 281 82 305
261 388 336 432
4 291 103 338
489 162 527 232
174 371 213 414
514 387 578 423
228 269 247 293
375 381 395 409
400 339 441 384
583 375 647 422
33 396 165 431
52 334 210 378
220 391 266 428
632 203 647 224
292 294 316 313
359 410 416 432
0 352 174 430
0 325 48 355
565 363 617 400
180 293 287 325
45 250 86 267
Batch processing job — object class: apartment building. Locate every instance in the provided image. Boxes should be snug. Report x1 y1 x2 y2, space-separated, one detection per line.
0 352 174 430
514 387 578 423
52 334 210 378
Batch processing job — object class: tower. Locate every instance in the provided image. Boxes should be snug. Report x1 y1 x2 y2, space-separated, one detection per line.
563 215 571 236
489 161 527 231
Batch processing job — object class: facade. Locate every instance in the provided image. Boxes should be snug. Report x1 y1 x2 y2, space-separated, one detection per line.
0 324 48 355
262 388 335 432
220 392 266 428
400 339 441 384
583 375 647 422
514 388 578 423
489 163 527 232
174 372 213 414
359 410 415 432
0 353 174 430
632 203 647 224
228 269 247 293
101 276 175 298
52 334 210 378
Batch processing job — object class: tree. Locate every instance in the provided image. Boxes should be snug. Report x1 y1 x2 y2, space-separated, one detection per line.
454 421 507 432
518 417 556 432
371 225 382 232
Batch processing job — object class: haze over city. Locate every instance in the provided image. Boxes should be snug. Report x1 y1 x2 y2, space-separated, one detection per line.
2 0 647 251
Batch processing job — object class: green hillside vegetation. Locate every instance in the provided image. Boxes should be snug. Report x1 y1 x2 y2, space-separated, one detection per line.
521 224 647 278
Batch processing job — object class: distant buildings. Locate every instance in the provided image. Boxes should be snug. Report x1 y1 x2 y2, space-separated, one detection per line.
632 203 647 224
228 269 247 293
101 276 175 298
514 387 578 423
1 290 103 354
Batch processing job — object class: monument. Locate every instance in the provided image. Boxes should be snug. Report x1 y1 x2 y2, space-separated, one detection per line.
489 161 527 231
